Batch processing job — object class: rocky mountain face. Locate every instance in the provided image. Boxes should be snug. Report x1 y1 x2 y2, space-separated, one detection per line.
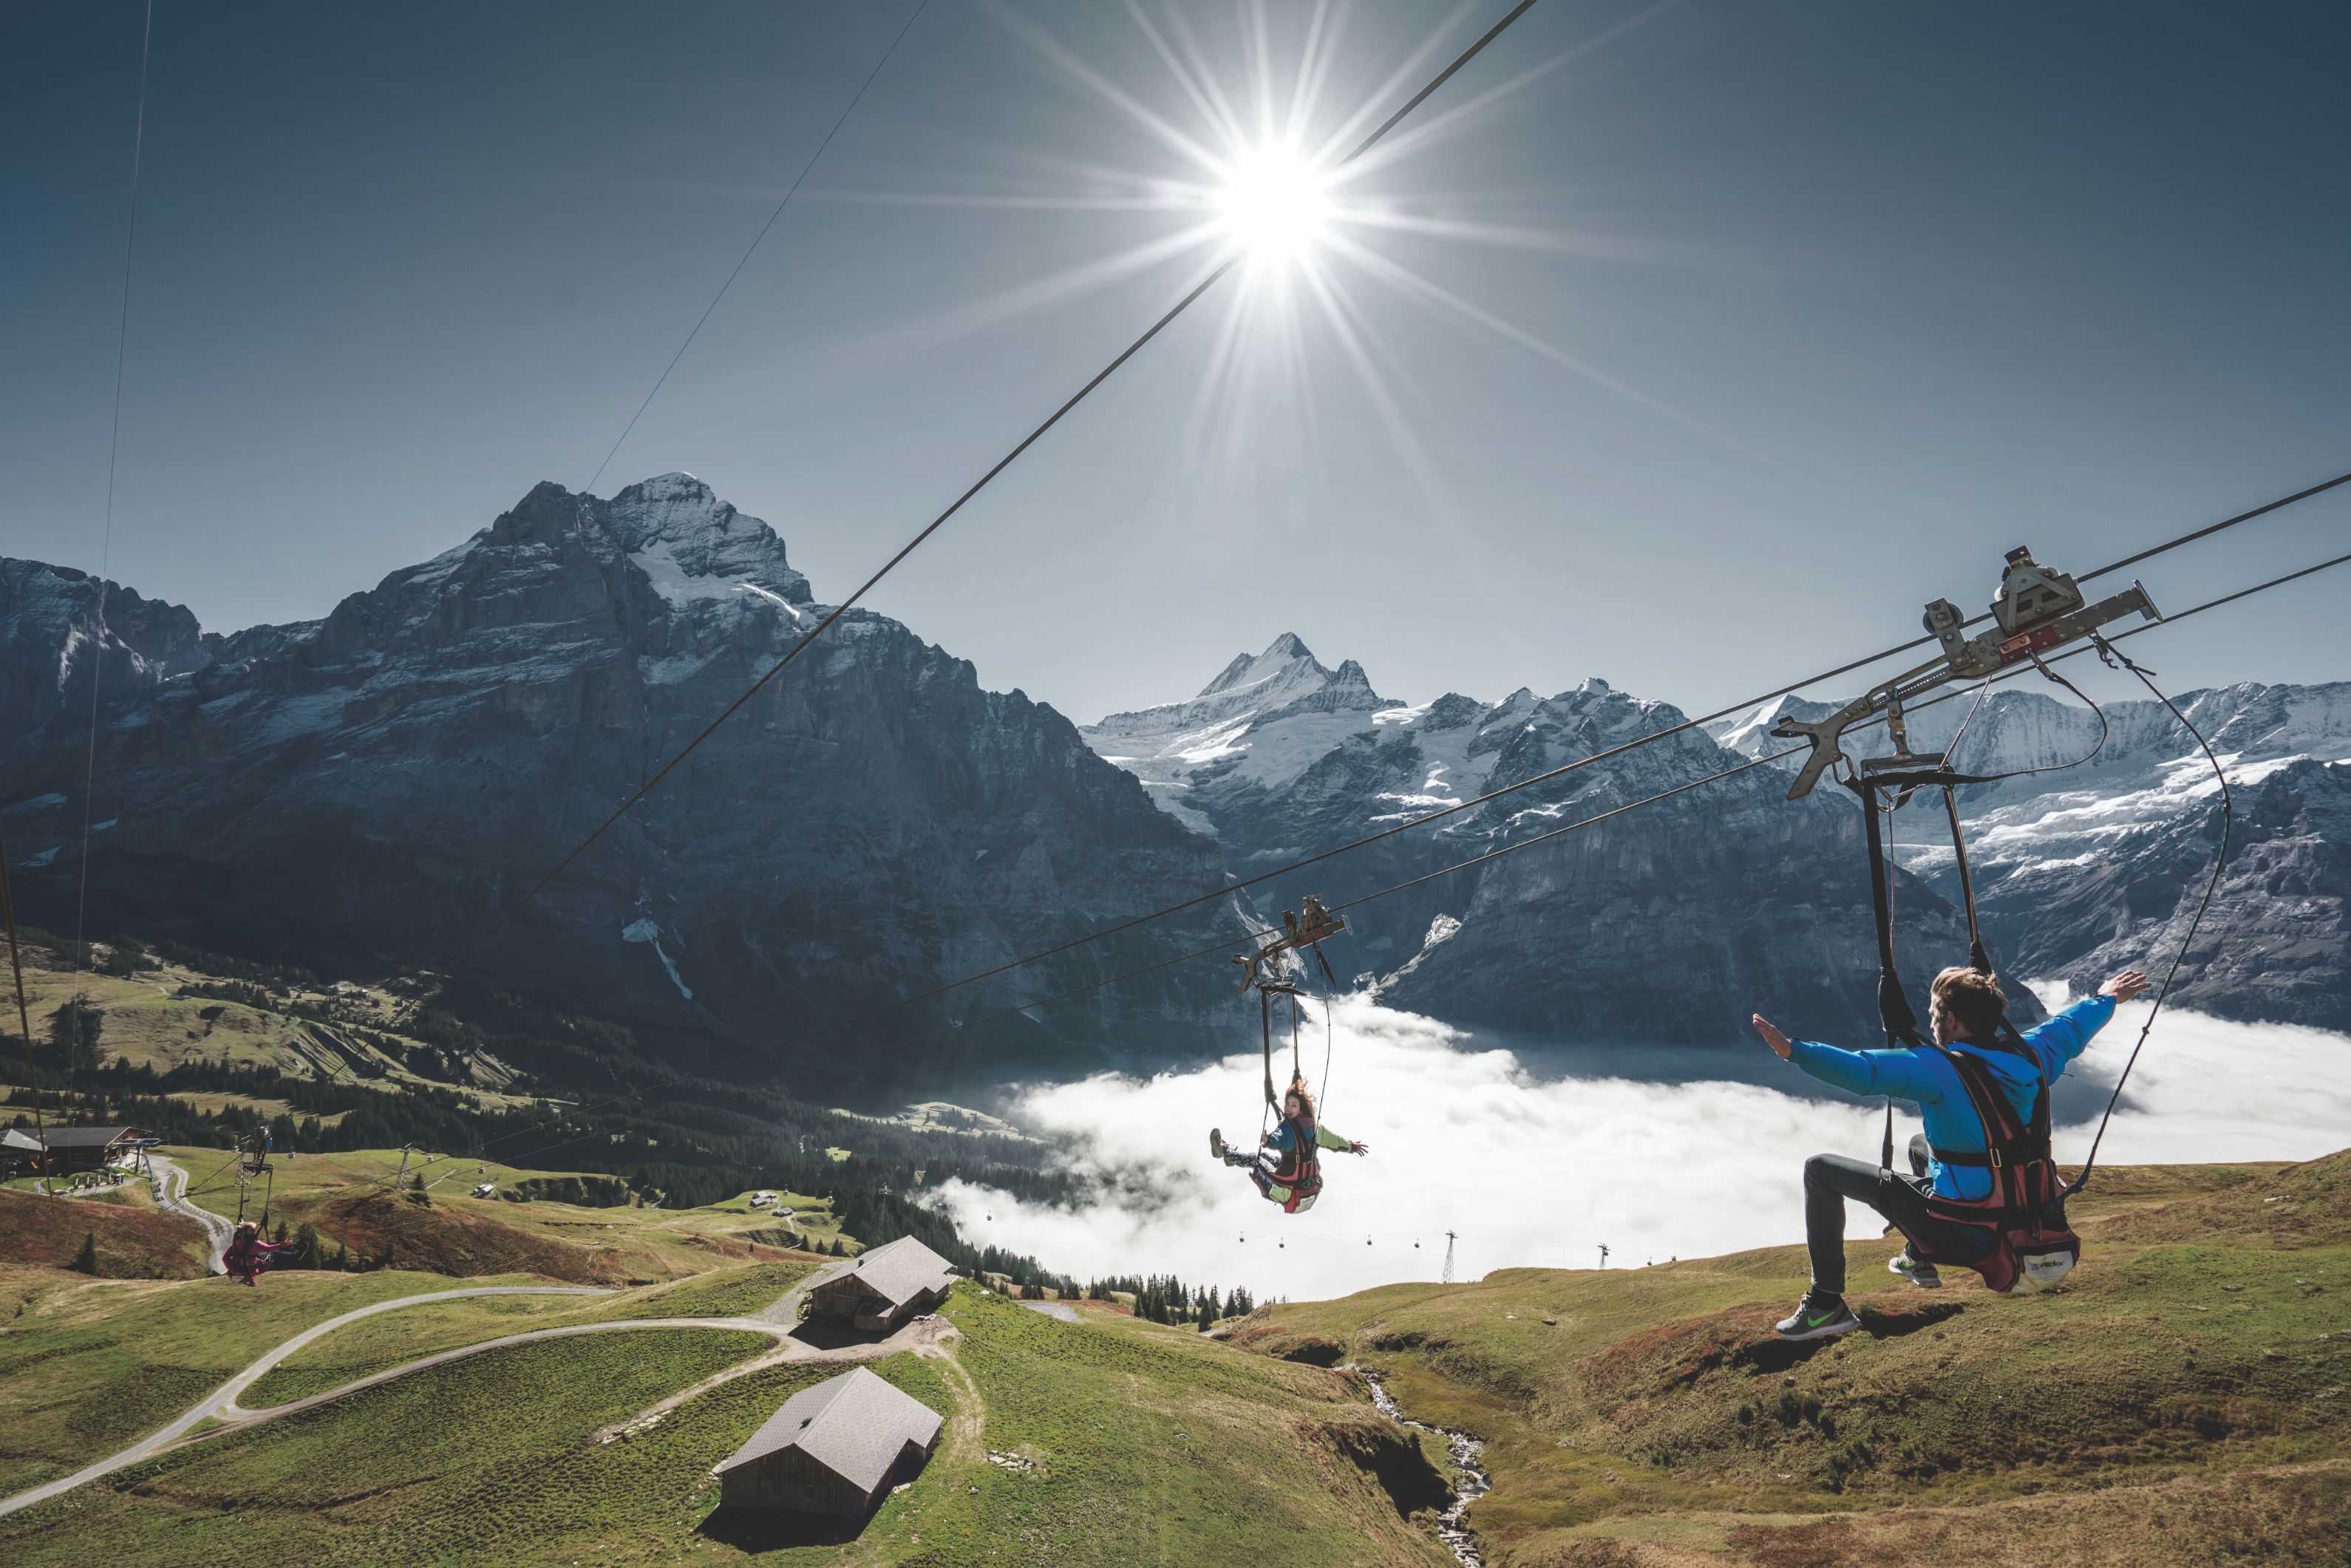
1708 681 2351 1031
0 476 1239 1094
1082 637 2007 1048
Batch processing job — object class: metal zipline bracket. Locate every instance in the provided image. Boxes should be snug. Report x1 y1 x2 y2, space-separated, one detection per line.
1233 896 1345 992
1773 546 2158 800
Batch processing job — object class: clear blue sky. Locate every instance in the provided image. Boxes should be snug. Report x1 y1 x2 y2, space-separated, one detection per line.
7 1 2347 724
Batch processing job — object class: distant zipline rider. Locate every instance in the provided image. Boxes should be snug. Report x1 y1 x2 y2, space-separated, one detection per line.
1210 899 1362 1213
221 1220 304 1287
1213 1073 1367 1214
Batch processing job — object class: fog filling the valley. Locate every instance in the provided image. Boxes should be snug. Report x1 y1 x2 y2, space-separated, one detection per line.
930 992 2351 1301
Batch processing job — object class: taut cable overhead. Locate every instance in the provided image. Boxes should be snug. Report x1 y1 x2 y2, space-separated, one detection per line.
438 0 1553 978
584 0 930 494
69 0 156 1026
413 526 2351 1184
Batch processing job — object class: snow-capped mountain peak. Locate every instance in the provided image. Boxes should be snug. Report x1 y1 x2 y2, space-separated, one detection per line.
605 472 812 610
1201 631 1325 697
1086 633 1387 757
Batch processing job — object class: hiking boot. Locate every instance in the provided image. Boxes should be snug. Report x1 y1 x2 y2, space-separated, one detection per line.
1209 1128 1228 1162
1774 1292 1860 1341
1887 1251 1942 1289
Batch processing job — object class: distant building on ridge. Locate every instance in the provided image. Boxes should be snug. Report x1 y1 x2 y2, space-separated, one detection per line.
9 1125 143 1176
808 1235 953 1332
713 1366 942 1516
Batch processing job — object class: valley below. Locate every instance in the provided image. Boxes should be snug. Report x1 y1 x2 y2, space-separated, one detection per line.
2 1134 2344 1567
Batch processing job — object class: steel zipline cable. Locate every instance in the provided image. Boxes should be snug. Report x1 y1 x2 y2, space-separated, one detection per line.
387 526 2351 1183
432 459 2350 1059
434 468 2351 1088
66 0 156 1049
440 0 1552 974
583 0 930 496
15 3 154 1184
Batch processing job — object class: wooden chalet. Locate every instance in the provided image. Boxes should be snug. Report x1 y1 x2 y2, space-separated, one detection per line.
13 1125 142 1175
712 1366 941 1516
808 1236 954 1332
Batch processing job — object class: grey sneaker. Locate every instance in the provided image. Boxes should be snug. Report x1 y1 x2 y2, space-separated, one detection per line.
1209 1128 1228 1162
1774 1292 1861 1341
1888 1251 1942 1289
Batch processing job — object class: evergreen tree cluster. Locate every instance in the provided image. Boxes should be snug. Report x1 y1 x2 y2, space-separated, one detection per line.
1086 1275 1256 1327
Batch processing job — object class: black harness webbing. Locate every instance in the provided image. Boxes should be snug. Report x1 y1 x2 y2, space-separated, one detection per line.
1847 768 1998 1173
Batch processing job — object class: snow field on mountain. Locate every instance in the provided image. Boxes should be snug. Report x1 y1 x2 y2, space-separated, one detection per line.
929 993 2351 1301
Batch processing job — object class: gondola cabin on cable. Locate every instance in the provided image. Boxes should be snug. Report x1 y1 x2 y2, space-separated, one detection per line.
712 1366 941 1518
806 1235 953 1332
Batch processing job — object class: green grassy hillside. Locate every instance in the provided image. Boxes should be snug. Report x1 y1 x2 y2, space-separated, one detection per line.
0 1283 1457 1566
0 1267 496 1495
157 1144 846 1282
0 1146 838 1498
1229 1150 2351 1565
7 1153 2344 1564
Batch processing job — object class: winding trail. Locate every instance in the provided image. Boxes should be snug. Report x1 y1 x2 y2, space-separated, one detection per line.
0 1255 953 1521
148 1154 233 1273
0 1284 606 1519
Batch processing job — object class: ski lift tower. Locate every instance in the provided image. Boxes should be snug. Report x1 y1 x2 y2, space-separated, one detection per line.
1440 1231 1457 1285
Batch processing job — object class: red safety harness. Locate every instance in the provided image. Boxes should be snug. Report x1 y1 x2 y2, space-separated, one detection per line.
1263 1117 1324 1214
1902 1031 2079 1294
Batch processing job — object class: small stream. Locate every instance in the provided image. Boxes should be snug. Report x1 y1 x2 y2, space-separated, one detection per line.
1354 1364 1491 1567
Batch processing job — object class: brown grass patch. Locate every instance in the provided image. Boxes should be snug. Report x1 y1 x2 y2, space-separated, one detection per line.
0 1190 208 1278
1724 1459 2350 1567
286 1189 625 1282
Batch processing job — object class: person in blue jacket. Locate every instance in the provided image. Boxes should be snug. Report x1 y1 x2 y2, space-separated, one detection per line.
1750 964 2148 1341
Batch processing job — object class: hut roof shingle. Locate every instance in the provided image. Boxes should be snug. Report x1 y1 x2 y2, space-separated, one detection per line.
829 1235 954 1309
33 1126 133 1149
714 1366 942 1493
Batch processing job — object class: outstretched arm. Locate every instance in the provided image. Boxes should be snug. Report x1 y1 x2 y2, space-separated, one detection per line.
1752 1014 1943 1104
1314 1124 1368 1156
2023 970 2144 1077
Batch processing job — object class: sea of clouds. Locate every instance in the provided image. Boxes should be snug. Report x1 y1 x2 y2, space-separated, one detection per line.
929 990 2351 1302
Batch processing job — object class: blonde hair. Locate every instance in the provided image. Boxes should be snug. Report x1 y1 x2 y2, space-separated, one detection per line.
1931 967 2007 1037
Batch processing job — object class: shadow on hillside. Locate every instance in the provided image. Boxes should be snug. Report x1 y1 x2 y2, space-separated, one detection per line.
1731 1301 1964 1374
786 1319 892 1352
696 1506 871 1551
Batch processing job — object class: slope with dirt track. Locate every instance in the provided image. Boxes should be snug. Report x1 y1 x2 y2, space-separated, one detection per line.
0 1256 946 1523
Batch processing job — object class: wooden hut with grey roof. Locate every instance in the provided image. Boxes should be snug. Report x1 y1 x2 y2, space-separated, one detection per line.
713 1366 942 1516
808 1235 954 1332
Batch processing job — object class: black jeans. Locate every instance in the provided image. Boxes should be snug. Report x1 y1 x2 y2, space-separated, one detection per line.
1804 1135 1990 1294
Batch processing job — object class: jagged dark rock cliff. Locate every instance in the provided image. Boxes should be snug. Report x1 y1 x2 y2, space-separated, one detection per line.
1083 636 2005 1046
0 476 1239 1094
1084 635 2351 1042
